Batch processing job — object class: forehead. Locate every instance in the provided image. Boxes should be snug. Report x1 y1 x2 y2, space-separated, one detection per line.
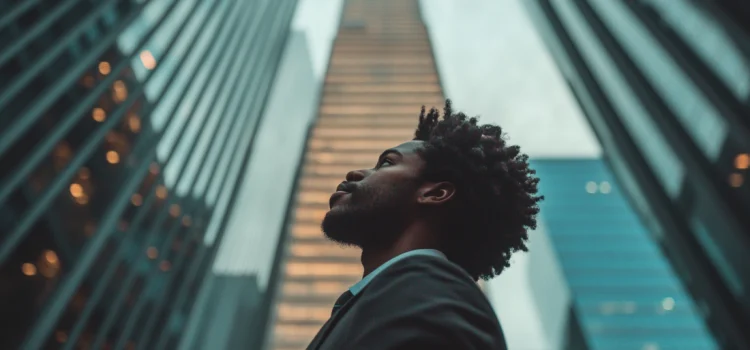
392 140 425 154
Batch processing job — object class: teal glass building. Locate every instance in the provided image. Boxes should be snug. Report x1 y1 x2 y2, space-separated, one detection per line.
532 159 717 350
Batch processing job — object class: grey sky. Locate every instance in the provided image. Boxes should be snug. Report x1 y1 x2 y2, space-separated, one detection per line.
291 0 344 80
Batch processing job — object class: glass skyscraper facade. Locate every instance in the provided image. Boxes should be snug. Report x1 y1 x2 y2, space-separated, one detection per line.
0 0 296 348
524 1 750 348
533 159 717 350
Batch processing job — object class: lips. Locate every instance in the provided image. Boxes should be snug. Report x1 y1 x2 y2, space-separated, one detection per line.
330 182 353 208
329 191 348 208
336 182 350 192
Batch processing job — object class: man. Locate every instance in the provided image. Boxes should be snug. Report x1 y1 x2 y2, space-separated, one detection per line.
307 100 543 350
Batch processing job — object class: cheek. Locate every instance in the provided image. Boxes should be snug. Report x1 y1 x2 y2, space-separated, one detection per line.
366 182 415 207
349 185 375 205
352 171 420 205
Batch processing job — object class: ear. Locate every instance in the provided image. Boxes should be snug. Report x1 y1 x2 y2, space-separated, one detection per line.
416 182 456 205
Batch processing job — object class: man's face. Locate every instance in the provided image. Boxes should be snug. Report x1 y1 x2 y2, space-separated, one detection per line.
321 140 426 249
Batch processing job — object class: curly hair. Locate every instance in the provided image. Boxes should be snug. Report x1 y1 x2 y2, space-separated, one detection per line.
413 99 543 281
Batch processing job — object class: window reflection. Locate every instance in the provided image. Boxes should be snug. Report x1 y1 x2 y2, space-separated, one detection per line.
551 0 686 197
589 0 729 160
638 0 750 101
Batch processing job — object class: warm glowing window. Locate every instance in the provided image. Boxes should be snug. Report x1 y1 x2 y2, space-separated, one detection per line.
92 108 106 122
69 183 84 198
112 80 128 102
301 178 346 191
131 193 143 206
277 305 331 322
105 151 120 164
728 173 744 188
21 263 37 276
156 185 168 199
297 192 334 205
294 208 327 222
320 105 430 114
275 324 321 338
285 262 362 277
291 225 321 238
290 243 359 258
98 61 111 75
313 127 413 139
735 153 749 170
317 117 417 129
332 56 432 64
309 139 398 151
325 84 440 93
282 281 352 296
325 74 437 84
127 114 141 132
140 50 157 70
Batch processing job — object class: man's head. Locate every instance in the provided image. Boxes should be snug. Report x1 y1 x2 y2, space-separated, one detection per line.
321 100 543 280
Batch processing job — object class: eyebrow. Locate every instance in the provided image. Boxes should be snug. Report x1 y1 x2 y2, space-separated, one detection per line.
378 149 403 161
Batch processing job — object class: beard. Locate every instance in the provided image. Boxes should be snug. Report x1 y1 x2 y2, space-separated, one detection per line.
321 180 417 250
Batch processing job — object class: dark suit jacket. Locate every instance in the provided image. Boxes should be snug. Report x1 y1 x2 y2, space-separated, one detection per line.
306 255 508 350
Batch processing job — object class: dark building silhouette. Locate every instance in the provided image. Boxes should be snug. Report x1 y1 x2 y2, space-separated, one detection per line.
524 1 750 349
0 0 296 348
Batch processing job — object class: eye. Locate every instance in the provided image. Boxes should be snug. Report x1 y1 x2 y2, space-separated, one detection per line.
377 158 394 168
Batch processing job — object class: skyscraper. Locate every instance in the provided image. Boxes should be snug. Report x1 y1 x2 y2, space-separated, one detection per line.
523 1 750 348
269 0 444 348
0 0 296 348
529 159 717 350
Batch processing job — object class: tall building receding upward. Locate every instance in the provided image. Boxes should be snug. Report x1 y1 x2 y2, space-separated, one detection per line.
269 0 444 349
0 0 296 348
524 1 750 348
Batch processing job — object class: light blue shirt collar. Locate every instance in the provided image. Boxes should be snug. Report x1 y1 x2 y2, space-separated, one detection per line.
349 249 446 296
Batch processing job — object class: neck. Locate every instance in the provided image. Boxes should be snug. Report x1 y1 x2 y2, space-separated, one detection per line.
360 221 438 278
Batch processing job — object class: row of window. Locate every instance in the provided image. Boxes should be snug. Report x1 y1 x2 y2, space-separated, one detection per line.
0 0 296 348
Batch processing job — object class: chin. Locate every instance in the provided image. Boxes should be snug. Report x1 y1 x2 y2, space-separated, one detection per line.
321 210 363 247
322 197 409 249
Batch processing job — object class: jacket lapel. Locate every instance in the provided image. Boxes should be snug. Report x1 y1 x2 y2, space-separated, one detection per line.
307 292 362 350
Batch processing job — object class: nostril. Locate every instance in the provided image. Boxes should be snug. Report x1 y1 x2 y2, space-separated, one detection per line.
345 170 365 182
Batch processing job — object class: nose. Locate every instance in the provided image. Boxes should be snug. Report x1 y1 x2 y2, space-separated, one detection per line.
345 169 366 182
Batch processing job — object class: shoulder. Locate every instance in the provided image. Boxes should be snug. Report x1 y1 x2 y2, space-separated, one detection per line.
354 255 506 348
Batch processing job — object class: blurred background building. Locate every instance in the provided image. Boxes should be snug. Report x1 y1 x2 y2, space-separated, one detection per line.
524 0 750 348
528 159 716 350
0 0 297 348
1 0 748 349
